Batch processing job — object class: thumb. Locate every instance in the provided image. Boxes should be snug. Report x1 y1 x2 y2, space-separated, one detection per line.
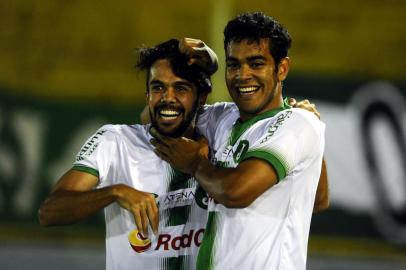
196 135 208 146
196 135 209 158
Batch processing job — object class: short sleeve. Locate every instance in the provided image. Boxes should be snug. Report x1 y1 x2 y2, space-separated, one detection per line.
240 109 325 182
72 125 117 183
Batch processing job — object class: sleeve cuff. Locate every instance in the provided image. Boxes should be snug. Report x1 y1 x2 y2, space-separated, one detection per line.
72 165 99 178
240 150 287 182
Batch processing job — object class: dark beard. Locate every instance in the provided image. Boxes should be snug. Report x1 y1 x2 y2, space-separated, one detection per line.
149 98 199 138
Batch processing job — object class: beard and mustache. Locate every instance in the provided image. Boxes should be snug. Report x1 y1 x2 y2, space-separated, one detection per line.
149 98 200 138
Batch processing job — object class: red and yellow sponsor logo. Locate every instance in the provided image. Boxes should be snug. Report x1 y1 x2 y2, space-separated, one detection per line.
128 230 152 253
128 228 205 253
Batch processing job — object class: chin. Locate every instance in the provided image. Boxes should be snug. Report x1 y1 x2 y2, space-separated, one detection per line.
154 125 184 138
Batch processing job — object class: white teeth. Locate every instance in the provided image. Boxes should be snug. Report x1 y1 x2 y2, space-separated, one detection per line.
238 86 259 93
161 116 177 120
160 110 179 116
159 110 180 120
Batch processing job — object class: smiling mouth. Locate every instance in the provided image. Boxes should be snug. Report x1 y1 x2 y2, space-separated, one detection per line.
236 86 260 94
158 109 181 121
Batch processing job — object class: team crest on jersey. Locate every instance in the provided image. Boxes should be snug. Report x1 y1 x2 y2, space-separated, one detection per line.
233 140 249 163
76 129 106 161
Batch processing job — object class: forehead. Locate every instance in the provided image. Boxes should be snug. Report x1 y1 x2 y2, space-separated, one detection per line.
226 38 272 59
149 59 189 84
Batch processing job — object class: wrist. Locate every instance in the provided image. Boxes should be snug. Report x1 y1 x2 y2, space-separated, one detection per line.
192 154 208 177
111 184 126 200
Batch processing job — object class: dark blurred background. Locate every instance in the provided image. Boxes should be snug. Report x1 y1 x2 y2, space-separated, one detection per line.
1 1 405 269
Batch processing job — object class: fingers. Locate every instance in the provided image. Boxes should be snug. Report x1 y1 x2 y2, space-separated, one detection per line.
196 135 209 146
297 99 310 106
149 127 176 157
146 196 159 235
140 206 149 236
149 127 171 145
196 135 209 158
133 207 145 237
179 37 205 53
179 37 206 65
293 99 321 119
288 97 297 106
149 126 163 141
133 196 159 237
150 139 170 156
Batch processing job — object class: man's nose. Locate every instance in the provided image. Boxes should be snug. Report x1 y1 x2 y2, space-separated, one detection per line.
236 64 252 81
161 88 176 103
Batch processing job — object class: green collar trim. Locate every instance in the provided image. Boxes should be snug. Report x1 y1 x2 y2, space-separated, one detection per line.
229 98 291 146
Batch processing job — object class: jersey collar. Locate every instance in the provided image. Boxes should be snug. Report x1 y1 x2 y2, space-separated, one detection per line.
229 98 291 146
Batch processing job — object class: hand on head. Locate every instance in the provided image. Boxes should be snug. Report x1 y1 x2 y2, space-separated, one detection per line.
179 37 218 75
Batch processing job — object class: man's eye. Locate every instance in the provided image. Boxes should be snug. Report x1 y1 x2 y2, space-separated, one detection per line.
151 85 163 91
251 62 264 68
226 62 239 69
176 85 188 92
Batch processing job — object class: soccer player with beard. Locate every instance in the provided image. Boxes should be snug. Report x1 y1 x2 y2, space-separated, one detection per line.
38 38 217 270
151 12 328 270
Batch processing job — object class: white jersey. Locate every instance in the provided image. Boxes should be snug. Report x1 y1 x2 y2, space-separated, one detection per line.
196 102 325 270
73 124 208 270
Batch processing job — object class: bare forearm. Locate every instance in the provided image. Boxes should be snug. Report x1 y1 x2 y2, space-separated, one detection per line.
194 158 272 208
194 159 236 206
39 186 119 226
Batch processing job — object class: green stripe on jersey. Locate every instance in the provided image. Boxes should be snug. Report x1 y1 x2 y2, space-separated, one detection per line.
160 255 189 270
72 165 99 177
164 205 191 227
197 212 217 270
241 150 287 182
168 167 193 191
163 166 194 226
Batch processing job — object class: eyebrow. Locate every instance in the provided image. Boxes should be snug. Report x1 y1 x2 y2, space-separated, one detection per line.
149 79 193 87
149 80 164 85
247 55 267 61
173 81 194 88
226 55 267 61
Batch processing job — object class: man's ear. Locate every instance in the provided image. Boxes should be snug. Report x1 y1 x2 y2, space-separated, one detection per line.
277 57 290 81
198 92 209 106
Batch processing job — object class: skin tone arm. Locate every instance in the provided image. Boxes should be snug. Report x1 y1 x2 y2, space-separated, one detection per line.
150 127 329 211
150 128 277 208
146 98 329 211
193 158 278 208
38 169 159 236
